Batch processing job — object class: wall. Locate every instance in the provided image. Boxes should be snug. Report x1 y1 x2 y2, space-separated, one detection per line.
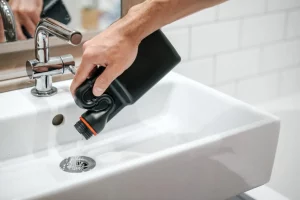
63 0 121 31
163 0 300 105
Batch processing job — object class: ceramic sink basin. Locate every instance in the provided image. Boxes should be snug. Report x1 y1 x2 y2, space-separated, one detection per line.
0 72 280 200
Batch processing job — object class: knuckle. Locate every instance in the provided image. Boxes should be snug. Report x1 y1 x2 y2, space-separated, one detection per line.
82 42 89 50
19 8 34 15
97 75 110 86
28 10 35 15
82 47 95 59
19 8 26 14
12 8 20 14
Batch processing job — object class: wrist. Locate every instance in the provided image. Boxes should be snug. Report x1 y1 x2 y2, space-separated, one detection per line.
115 0 168 44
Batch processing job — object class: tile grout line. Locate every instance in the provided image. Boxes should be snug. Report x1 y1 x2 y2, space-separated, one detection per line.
215 5 220 22
212 54 217 85
283 10 289 40
264 0 268 13
238 18 244 49
234 79 240 98
277 69 283 97
187 26 192 60
214 64 300 87
187 36 300 61
163 7 300 32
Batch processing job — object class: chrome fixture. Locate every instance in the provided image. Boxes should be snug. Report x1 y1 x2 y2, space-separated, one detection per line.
0 0 17 42
26 18 82 97
60 156 96 173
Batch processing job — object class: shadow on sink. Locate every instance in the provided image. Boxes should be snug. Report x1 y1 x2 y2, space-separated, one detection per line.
55 83 175 146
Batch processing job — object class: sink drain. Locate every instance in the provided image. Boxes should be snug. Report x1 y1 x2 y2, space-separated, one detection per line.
60 156 96 173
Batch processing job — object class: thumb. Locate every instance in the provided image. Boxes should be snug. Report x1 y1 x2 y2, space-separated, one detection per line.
93 66 122 96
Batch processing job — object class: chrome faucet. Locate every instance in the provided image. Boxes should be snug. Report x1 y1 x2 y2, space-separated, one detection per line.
0 0 17 42
26 18 82 97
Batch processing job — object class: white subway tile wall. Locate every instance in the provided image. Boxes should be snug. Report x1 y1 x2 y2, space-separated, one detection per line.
241 13 285 47
236 72 280 104
267 0 300 11
191 20 240 57
215 82 236 97
173 59 214 85
162 28 190 60
261 40 300 72
165 7 217 29
216 48 260 83
218 0 265 20
287 10 300 38
164 0 300 104
279 66 300 96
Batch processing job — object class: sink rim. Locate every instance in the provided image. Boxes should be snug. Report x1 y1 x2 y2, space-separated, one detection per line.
0 72 280 200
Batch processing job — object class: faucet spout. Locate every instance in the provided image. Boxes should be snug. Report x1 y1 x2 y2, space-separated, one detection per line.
35 18 82 62
0 0 17 42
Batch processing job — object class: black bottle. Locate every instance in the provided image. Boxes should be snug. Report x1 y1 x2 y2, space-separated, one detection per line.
74 30 181 140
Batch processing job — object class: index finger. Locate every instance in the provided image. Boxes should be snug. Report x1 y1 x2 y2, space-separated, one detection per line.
15 19 26 40
0 16 4 42
70 58 95 97
70 46 108 96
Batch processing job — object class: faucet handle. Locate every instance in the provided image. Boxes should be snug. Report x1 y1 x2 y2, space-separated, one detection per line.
26 54 77 79
60 54 77 75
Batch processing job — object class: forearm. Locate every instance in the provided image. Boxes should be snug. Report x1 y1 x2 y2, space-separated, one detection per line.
116 0 227 43
71 0 227 96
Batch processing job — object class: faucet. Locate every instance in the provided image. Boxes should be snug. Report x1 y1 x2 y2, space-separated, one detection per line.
0 0 17 42
26 18 82 97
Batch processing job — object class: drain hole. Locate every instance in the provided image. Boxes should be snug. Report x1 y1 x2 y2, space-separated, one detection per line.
77 161 88 169
60 156 96 173
52 114 64 126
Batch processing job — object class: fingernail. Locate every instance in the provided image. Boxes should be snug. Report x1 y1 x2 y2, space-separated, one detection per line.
93 87 104 96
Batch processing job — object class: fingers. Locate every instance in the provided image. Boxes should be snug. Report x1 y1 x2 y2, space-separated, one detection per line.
26 6 41 27
11 3 27 40
70 60 95 97
93 65 122 96
70 47 105 96
32 15 41 26
0 16 4 42
15 19 26 40
21 15 37 36
11 1 41 38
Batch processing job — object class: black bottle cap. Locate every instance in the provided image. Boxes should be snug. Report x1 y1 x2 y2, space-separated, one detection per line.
74 120 93 140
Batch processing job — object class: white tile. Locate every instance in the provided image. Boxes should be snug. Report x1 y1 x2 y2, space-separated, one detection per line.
215 82 236 97
267 0 300 11
191 20 240 57
241 13 285 47
261 40 300 71
219 0 265 20
163 28 189 60
279 66 300 96
236 73 279 104
164 7 216 29
287 9 300 38
173 58 214 85
216 48 260 83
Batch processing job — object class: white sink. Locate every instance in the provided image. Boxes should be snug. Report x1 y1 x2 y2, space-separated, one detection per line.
0 72 280 200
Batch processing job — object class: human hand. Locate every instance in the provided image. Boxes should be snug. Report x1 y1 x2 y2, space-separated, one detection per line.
0 15 4 42
9 0 43 40
70 23 140 97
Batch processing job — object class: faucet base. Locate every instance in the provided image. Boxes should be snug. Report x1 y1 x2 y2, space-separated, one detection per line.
31 87 58 97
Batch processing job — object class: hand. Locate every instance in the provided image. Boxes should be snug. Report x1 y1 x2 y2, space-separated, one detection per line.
0 15 4 42
9 0 43 40
70 23 140 97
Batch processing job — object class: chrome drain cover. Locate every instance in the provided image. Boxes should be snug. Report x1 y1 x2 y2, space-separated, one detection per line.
60 156 96 173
